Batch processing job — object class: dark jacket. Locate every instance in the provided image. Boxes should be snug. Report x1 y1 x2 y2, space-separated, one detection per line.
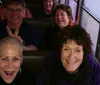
44 25 70 50
37 53 100 85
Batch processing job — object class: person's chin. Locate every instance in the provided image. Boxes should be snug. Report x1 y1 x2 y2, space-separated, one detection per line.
66 65 79 73
2 71 16 84
4 78 14 84
11 21 20 24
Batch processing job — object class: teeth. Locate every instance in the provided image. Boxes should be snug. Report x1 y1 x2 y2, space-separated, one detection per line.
67 61 76 64
13 18 18 19
4 71 14 75
12 16 18 19
58 21 63 23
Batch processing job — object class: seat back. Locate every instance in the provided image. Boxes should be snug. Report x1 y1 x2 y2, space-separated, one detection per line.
24 18 55 50
23 51 49 77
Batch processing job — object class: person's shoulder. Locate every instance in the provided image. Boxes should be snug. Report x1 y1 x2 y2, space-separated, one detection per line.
22 20 35 28
44 51 60 70
21 66 34 76
0 19 6 25
20 66 36 85
0 20 6 30
88 53 100 84
88 53 100 69
89 60 100 85
21 20 39 32
24 20 38 27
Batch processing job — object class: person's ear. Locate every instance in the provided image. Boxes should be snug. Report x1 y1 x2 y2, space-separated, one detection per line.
22 8 25 18
68 16 72 24
20 54 23 64
68 16 72 22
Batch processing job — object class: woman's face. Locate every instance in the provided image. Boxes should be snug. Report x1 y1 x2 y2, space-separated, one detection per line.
55 9 70 29
61 40 83 73
43 0 53 11
0 44 22 84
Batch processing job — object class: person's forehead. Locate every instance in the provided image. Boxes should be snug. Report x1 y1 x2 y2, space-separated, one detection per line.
56 9 67 14
47 0 53 1
0 49 21 58
63 40 83 48
1 44 21 52
7 3 23 8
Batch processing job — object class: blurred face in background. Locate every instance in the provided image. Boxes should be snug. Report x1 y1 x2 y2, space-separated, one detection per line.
6 3 25 25
55 9 70 29
43 0 54 12
0 44 22 84
61 40 83 73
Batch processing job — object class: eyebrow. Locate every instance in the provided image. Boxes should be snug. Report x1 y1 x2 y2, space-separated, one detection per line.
63 45 82 49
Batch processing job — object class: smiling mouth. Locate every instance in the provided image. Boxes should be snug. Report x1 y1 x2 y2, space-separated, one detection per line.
67 60 77 64
58 21 63 23
4 71 14 78
12 17 18 20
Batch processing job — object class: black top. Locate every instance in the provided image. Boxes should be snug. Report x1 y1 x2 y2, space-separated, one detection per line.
0 19 40 47
0 67 36 85
33 8 54 19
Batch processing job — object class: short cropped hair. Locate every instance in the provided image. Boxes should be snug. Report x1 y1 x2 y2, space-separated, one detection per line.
59 25 92 57
4 0 26 8
0 36 23 57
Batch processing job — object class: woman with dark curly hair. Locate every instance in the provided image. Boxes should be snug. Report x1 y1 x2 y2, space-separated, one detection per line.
38 25 100 85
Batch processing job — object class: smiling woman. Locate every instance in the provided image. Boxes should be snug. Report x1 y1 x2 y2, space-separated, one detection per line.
36 0 56 18
44 4 76 50
61 40 83 73
38 25 100 85
0 36 36 85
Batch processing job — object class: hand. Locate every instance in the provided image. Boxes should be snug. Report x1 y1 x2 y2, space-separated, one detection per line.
69 16 80 26
23 45 38 51
6 26 23 44
6 26 38 51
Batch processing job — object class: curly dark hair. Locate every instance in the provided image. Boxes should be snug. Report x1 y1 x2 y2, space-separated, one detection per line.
59 25 93 57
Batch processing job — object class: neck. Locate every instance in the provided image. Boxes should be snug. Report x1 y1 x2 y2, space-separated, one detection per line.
59 24 69 29
68 69 79 75
44 10 52 15
7 21 22 29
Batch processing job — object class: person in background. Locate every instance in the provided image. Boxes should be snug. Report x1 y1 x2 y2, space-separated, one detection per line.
38 25 100 85
44 4 79 50
25 7 33 18
37 0 56 19
0 36 36 85
0 4 33 20
0 0 40 51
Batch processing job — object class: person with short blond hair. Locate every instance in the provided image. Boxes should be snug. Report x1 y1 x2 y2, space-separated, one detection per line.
0 36 36 85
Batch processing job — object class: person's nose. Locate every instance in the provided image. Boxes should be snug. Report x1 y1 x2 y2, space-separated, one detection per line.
58 15 62 19
68 50 75 59
12 10 18 15
47 2 49 5
7 60 13 68
12 12 17 16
